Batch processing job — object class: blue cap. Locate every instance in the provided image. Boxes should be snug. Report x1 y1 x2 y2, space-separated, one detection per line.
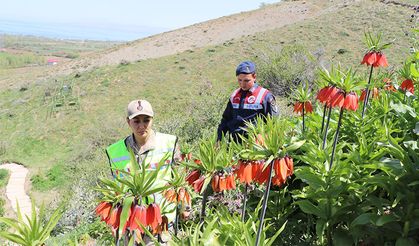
236 61 256 76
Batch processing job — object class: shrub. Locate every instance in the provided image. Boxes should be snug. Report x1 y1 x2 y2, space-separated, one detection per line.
156 87 227 145
255 44 320 97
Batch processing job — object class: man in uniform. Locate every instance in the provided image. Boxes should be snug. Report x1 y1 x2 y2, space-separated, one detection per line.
217 61 278 142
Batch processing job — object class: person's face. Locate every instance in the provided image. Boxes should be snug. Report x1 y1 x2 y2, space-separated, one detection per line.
237 73 256 91
127 115 153 139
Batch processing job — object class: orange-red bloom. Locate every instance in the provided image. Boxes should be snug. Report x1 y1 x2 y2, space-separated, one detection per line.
108 207 122 229
304 101 313 113
219 176 227 191
128 205 147 233
400 79 414 94
254 163 271 185
342 92 358 111
95 201 112 222
225 173 236 190
293 101 313 115
329 90 345 108
180 153 192 161
284 156 294 177
186 170 201 186
192 175 205 193
236 160 253 185
361 52 377 66
212 173 236 192
211 174 220 192
384 83 397 92
164 188 177 202
359 88 379 101
374 53 388 67
361 52 388 67
317 86 338 105
293 102 303 114
146 203 162 233
273 158 289 186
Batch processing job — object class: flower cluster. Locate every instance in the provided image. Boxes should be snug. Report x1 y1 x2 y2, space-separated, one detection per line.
95 201 164 237
211 172 236 192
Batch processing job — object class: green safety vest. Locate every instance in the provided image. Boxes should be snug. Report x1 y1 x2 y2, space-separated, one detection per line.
106 132 177 186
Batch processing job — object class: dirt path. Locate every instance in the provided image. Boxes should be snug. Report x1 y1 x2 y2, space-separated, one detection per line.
0 163 32 218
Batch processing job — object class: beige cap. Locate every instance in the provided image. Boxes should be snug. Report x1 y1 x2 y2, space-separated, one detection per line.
127 99 154 119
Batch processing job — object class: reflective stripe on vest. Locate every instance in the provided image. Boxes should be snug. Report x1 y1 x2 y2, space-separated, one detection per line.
230 86 267 110
106 132 177 176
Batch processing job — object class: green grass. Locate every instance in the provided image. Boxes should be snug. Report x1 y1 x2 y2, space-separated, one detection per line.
0 169 8 188
1 34 120 57
0 169 9 231
0 52 46 68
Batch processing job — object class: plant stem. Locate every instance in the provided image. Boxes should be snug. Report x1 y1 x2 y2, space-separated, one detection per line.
320 104 327 134
326 228 333 246
329 107 344 170
255 161 275 246
322 105 332 149
174 204 179 236
302 103 305 133
115 230 120 246
200 186 211 223
241 184 248 222
361 65 374 118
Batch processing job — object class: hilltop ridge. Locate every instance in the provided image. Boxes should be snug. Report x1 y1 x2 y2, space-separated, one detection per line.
55 0 357 73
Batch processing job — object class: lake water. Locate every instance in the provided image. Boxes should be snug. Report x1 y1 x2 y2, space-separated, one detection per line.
0 19 169 41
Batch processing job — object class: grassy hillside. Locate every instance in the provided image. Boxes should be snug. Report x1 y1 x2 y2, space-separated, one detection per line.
0 0 416 225
1 34 120 57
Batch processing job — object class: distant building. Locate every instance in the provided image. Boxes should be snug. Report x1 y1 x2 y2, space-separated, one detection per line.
47 59 59 65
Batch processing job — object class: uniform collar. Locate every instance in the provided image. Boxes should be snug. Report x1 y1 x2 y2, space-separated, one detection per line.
130 130 156 155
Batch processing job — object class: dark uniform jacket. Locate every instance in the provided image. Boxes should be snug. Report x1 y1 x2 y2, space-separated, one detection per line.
217 83 278 141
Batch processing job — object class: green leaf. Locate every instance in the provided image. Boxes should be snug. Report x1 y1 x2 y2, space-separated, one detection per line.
315 219 326 243
396 237 418 246
285 140 306 152
333 229 353 246
295 167 325 189
408 181 419 187
351 213 374 227
295 200 324 218
266 221 287 245
410 63 419 78
119 196 134 236
390 101 417 118
413 123 419 135
374 214 399 226
0 232 27 245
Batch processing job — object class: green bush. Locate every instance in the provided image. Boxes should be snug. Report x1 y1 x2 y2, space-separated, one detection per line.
157 88 227 146
256 44 319 97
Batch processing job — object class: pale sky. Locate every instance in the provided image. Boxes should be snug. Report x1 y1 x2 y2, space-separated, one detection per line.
0 0 280 29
